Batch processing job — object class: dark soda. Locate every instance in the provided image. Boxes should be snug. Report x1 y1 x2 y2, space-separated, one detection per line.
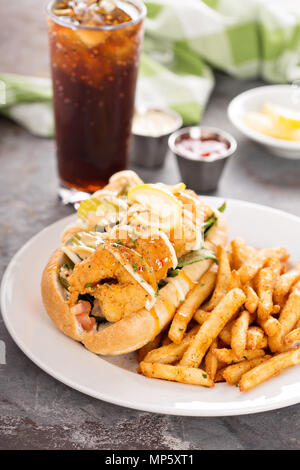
48 0 145 192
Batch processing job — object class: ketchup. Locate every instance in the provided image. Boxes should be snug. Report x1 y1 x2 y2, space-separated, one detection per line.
175 133 229 160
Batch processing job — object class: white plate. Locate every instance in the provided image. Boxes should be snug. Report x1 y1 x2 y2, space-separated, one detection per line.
228 85 300 159
2 197 300 416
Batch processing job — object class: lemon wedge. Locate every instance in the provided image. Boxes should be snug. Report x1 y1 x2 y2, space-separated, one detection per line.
245 112 277 138
263 102 300 132
169 182 186 193
245 111 300 141
127 184 182 231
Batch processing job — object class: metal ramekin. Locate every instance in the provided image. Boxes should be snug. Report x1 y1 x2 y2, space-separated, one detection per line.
168 126 237 193
131 109 183 168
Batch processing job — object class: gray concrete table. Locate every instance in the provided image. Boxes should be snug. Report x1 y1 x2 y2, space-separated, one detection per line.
1 0 300 450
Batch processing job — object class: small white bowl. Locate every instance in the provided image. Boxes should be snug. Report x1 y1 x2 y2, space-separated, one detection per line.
228 85 300 159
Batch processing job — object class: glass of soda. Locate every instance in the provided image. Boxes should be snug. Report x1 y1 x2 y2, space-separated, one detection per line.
47 0 146 198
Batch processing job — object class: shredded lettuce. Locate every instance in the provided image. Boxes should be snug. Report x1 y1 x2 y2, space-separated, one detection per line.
177 246 218 267
203 201 226 236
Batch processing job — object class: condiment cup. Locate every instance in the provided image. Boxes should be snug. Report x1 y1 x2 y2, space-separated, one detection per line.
131 108 183 168
168 126 237 193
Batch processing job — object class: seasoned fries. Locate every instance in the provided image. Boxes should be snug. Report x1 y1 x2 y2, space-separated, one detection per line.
273 266 300 306
193 308 210 325
230 238 256 270
257 315 281 337
228 270 242 290
257 268 274 320
269 281 300 352
223 356 271 385
168 271 216 344
204 246 231 311
212 348 265 364
138 234 300 393
247 326 267 350
205 339 218 381
143 326 199 364
285 328 300 347
231 310 250 358
244 285 259 313
140 362 214 387
180 288 246 367
239 347 300 392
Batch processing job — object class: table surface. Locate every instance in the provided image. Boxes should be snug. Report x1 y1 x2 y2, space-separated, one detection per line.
1 0 300 451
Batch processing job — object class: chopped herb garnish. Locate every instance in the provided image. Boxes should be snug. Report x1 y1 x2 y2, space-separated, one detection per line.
133 263 138 272
128 243 136 249
155 286 160 297
180 300 184 304
112 239 124 247
243 356 248 361
104 283 113 290
218 201 227 213
202 373 207 379
179 328 184 331
85 283 92 288
200 283 206 287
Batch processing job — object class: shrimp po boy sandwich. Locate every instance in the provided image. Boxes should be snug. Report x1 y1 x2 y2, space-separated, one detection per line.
41 171 228 355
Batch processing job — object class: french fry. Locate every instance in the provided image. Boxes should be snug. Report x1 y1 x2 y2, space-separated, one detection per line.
265 257 282 284
180 288 246 368
140 361 214 387
257 267 274 320
257 316 281 337
212 348 265 364
138 238 300 393
205 339 218 381
231 310 250 358
246 326 267 350
230 238 257 270
219 320 234 345
161 331 172 346
237 251 267 285
222 356 271 385
272 305 281 314
194 309 210 325
137 332 163 362
244 284 259 314
269 281 300 352
228 270 242 290
274 267 300 306
214 368 226 382
284 328 300 347
238 247 289 285
204 246 231 311
168 271 216 344
260 247 289 263
143 326 199 364
239 346 300 392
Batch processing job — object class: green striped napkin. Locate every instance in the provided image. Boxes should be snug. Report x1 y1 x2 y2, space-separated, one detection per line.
1 0 300 136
